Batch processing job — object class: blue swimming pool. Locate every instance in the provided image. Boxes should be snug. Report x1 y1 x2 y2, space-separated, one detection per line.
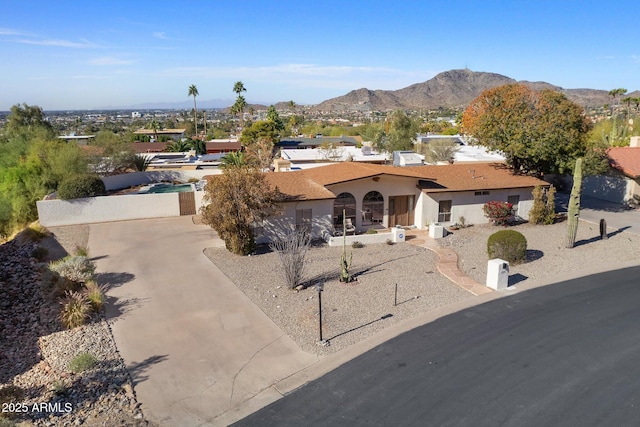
145 183 194 194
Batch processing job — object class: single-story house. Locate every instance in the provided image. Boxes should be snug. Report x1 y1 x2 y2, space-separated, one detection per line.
205 140 242 154
251 161 548 243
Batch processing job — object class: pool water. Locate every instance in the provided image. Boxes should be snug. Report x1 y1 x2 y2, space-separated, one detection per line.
146 183 194 193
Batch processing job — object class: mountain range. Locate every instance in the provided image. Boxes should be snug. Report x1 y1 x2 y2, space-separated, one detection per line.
311 69 640 112
105 69 638 112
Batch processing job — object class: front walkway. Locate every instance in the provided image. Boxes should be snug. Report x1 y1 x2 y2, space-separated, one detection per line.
406 229 493 296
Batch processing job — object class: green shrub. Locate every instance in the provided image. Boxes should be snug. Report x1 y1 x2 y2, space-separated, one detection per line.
0 385 25 420
529 185 557 225
351 241 364 248
60 291 91 329
487 230 527 263
49 255 95 283
57 174 106 200
68 352 97 374
365 228 378 234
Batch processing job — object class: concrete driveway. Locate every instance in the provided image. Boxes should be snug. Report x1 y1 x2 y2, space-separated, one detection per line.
88 217 318 426
556 193 640 235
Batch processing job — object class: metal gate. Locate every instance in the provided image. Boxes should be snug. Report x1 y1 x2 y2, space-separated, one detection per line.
178 192 196 216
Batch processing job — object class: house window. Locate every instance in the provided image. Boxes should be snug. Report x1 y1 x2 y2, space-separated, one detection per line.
438 200 452 223
333 192 356 227
296 209 312 232
475 191 490 196
362 191 384 225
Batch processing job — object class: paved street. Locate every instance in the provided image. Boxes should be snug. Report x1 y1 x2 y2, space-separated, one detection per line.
88 217 318 426
235 266 640 426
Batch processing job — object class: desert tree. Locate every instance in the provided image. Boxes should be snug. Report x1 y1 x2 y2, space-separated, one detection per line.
462 84 591 176
200 166 281 255
269 228 311 289
419 138 460 163
245 138 276 171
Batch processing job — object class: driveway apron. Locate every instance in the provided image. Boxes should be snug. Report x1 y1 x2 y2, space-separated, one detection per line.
88 217 317 426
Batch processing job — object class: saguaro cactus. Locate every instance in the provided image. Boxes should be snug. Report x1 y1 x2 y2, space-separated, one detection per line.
340 209 353 283
565 158 583 248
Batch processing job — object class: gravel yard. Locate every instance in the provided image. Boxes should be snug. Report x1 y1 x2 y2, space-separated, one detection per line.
205 218 640 356
204 241 473 356
440 219 640 285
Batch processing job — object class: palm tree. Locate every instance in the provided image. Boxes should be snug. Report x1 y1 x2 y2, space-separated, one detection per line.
188 84 199 135
608 88 627 115
147 119 160 143
219 151 247 169
233 81 247 130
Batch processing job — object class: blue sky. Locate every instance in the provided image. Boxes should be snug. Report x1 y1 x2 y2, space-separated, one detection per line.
1 0 638 111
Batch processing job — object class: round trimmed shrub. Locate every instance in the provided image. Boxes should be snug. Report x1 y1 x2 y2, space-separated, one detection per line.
487 229 527 263
57 174 106 200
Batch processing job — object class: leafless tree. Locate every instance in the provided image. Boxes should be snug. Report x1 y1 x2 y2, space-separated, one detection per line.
269 228 311 289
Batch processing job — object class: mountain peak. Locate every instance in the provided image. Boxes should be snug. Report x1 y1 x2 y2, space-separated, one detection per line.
313 69 612 111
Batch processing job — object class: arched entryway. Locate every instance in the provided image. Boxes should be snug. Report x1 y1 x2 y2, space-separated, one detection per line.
333 192 356 227
362 191 384 226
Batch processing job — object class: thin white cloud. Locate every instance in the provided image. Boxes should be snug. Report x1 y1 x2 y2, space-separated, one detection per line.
630 55 640 64
90 56 135 66
153 32 168 40
14 37 99 48
0 28 30 36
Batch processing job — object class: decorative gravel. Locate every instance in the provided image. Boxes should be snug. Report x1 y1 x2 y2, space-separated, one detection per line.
204 241 474 356
439 220 640 285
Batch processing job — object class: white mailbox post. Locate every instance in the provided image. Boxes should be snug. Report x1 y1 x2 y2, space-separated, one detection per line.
486 258 510 290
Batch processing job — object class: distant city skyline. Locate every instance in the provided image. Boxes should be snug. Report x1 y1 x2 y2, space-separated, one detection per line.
1 0 639 111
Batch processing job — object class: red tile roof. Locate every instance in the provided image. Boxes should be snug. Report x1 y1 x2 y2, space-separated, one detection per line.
608 147 640 178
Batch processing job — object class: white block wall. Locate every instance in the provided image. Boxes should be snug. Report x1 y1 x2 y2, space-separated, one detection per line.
37 193 180 226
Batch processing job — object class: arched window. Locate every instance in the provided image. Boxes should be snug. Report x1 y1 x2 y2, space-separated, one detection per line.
333 192 356 227
363 191 384 225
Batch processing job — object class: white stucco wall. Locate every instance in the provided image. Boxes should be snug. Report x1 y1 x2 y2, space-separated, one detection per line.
256 199 334 244
37 193 181 226
420 188 536 226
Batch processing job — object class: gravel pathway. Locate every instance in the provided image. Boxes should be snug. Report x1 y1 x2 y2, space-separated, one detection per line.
204 241 474 356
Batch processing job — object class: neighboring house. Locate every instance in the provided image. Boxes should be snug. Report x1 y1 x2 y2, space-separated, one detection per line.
133 128 186 142
58 134 95 145
205 140 241 154
280 146 388 167
583 136 640 204
277 136 359 149
254 162 547 243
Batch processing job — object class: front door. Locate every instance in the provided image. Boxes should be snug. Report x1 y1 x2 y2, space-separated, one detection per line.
389 195 415 227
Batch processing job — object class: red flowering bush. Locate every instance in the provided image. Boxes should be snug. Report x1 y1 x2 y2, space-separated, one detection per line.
483 201 513 226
